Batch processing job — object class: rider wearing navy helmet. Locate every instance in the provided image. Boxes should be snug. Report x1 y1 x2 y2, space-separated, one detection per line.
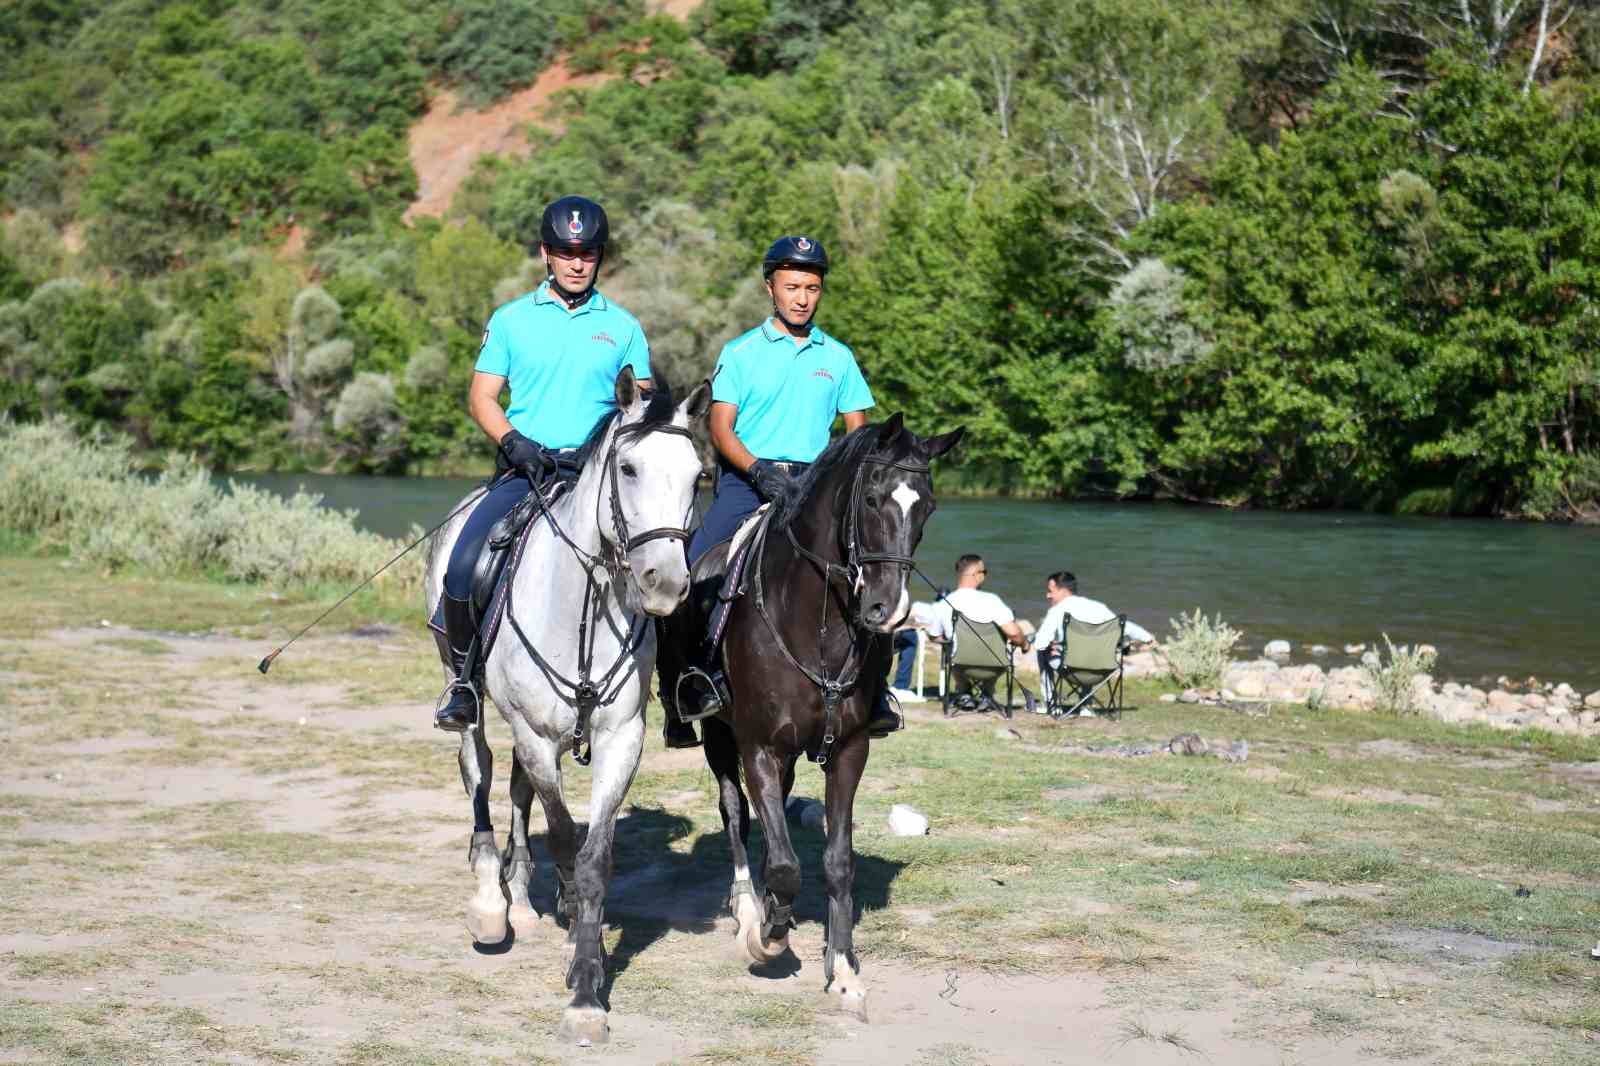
658 234 901 747
432 195 652 732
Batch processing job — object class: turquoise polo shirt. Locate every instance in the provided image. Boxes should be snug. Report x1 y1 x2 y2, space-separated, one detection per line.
475 282 651 450
710 319 875 463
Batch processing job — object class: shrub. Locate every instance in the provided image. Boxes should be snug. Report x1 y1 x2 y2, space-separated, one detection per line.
0 417 421 591
1162 608 1241 689
1362 634 1436 714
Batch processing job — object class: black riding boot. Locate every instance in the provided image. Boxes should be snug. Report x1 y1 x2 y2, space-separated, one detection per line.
661 693 701 749
433 594 481 733
867 688 903 739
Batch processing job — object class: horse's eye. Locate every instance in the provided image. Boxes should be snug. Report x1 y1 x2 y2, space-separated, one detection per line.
865 493 879 508
621 463 637 478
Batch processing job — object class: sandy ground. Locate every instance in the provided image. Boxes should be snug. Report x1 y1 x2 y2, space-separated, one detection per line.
0 622 1493 1065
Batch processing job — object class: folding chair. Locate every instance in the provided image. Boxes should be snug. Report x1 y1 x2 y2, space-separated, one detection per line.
1045 615 1127 719
939 610 1014 719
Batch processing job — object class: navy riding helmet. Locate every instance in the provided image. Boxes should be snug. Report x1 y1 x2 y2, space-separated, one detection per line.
540 195 609 252
762 235 828 279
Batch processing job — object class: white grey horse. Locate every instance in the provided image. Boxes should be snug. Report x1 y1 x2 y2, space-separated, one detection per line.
424 369 709 1044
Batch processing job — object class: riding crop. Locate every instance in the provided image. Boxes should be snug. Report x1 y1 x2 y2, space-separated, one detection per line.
255 487 493 674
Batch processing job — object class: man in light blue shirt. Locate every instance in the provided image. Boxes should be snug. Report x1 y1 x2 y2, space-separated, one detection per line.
432 195 652 733
661 235 900 746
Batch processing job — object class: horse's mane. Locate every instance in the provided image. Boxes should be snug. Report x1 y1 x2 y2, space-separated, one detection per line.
571 377 677 470
770 422 887 532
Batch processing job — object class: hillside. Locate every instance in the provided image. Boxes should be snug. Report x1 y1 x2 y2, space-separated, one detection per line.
2 0 1599 517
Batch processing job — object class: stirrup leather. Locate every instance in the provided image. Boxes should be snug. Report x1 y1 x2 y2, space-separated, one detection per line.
674 666 730 723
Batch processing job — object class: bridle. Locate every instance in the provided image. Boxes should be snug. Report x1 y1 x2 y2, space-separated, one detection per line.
754 450 930 766
785 454 929 608
504 414 696 765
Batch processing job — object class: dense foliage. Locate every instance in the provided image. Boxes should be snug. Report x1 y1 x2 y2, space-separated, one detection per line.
3 0 1598 517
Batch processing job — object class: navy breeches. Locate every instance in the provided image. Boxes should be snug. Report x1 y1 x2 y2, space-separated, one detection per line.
687 469 763 567
444 474 531 601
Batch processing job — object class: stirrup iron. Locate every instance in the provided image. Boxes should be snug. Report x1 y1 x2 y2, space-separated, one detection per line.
674 666 730 723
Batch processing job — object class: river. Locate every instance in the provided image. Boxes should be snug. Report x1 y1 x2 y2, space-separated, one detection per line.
232 472 1600 692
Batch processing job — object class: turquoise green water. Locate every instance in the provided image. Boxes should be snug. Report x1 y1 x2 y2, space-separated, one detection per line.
232 473 1600 691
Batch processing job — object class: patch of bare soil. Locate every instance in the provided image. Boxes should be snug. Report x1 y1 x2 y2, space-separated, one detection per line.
403 59 611 223
1312 787 1445 809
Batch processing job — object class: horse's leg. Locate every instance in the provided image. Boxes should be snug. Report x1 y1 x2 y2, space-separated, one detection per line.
522 737 577 926
742 742 799 960
503 755 540 937
460 726 507 944
559 710 645 1046
703 718 764 962
822 730 870 1018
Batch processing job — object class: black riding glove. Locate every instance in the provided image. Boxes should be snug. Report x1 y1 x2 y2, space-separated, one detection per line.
748 459 794 503
499 430 555 482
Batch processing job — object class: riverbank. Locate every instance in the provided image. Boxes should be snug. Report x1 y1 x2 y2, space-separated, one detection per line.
3 557 1598 1063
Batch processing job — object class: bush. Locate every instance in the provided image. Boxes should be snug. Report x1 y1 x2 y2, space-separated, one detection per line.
0 417 421 591
1161 608 1241 689
1362 634 1436 714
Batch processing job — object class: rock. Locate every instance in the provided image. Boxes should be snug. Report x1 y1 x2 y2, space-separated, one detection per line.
1416 643 1438 660
1553 682 1576 701
1544 703 1568 719
1308 644 1331 657
1323 682 1374 711
1232 673 1267 699
1264 639 1292 658
1411 675 1435 702
1521 693 1547 711
1178 688 1218 704
1463 686 1487 706
1487 690 1521 713
1265 678 1301 702
1168 732 1208 756
994 727 1022 742
1217 740 1249 763
1585 690 1600 710
887 804 929 837
1220 689 1239 702
1159 693 1178 703
1343 643 1366 655
1579 710 1596 727
1360 651 1380 668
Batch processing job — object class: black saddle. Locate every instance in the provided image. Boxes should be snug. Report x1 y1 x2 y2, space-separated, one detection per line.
468 462 578 660
697 508 772 657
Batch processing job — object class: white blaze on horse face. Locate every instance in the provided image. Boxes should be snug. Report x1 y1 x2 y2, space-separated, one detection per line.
890 481 920 519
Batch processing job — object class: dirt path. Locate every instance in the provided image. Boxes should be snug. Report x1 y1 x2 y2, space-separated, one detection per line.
4 621 1595 1064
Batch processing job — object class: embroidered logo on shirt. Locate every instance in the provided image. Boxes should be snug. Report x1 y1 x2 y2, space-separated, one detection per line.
812 368 835 382
592 331 617 347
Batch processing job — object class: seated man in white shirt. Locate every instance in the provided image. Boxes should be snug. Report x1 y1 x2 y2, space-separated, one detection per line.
927 554 1031 652
1033 570 1154 701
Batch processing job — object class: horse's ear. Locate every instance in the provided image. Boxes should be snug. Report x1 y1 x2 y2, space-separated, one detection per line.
682 378 712 421
876 411 905 444
614 365 638 409
920 426 965 460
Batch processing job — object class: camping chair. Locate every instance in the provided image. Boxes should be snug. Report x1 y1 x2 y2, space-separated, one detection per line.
939 610 1014 719
1045 615 1127 719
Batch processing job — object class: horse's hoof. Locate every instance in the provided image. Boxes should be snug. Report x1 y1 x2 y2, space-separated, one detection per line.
827 958 869 1020
737 919 787 965
559 1005 609 1046
466 897 508 944
836 986 869 1021
507 902 540 937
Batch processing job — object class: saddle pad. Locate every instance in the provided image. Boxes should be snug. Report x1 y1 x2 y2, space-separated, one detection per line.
477 480 571 663
706 506 773 653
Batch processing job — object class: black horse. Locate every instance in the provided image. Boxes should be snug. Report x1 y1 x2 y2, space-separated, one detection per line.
661 414 962 1016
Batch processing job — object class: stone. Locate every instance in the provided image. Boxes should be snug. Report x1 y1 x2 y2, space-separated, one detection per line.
1579 710 1596 728
887 804 929 837
1487 690 1522 713
994 727 1022 742
1264 639 1292 658
1324 682 1374 711
1232 673 1267 699
1308 644 1331 657
1168 732 1208 755
1343 643 1366 655
1585 690 1600 710
1411 675 1436 703
1522 692 1548 711
1178 688 1218 704
1159 693 1178 703
1265 679 1301 702
1220 689 1240 702
1360 651 1380 668
1544 703 1568 719
1416 643 1438 660
786 796 826 831
1463 686 1488 706
1553 682 1576 701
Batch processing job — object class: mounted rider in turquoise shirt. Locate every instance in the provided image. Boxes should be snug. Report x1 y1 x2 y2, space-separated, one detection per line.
432 195 652 733
657 236 902 748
